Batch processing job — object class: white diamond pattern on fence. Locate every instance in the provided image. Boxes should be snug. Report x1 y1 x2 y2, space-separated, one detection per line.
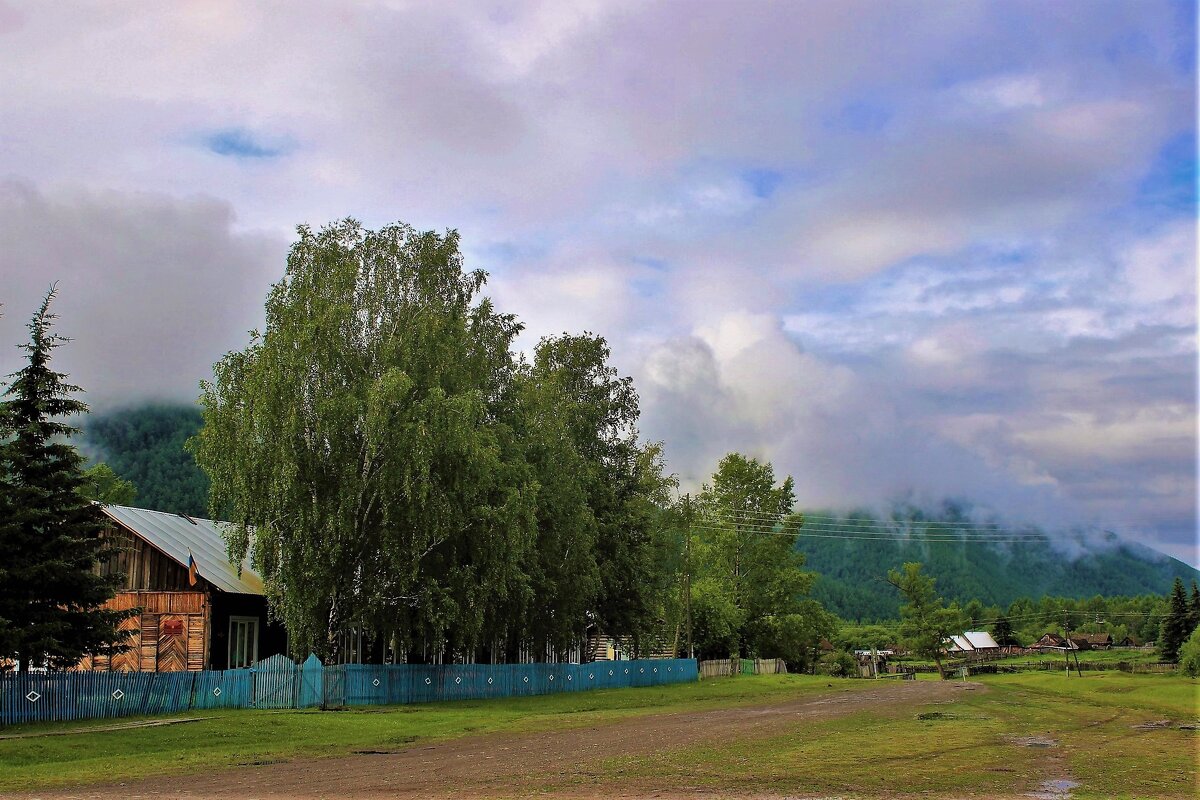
25 691 40 703
111 689 125 700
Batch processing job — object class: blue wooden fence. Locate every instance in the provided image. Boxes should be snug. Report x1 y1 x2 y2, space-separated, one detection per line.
0 657 698 726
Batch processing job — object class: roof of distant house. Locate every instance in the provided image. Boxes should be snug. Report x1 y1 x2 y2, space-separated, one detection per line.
946 631 1001 652
101 504 263 595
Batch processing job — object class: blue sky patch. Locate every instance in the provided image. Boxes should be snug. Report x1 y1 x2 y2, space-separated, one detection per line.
741 168 783 199
203 128 292 159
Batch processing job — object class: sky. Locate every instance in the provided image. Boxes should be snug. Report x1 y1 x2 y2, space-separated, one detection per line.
0 1 1196 565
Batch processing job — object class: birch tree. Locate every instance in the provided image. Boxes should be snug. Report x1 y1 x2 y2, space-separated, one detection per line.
190 220 536 659
694 453 812 658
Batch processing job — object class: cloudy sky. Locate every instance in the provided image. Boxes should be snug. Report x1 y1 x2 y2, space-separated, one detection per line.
0 1 1195 564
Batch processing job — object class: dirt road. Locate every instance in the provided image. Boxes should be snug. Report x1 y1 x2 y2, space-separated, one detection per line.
20 681 968 800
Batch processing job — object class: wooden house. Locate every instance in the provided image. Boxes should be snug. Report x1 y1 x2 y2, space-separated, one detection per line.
1032 632 1065 650
79 505 285 673
1078 633 1112 650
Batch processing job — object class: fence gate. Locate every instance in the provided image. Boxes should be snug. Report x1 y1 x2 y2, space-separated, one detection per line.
298 654 324 708
253 653 297 709
323 664 346 708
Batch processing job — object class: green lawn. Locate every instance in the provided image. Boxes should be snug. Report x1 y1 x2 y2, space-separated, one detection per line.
2 672 1195 798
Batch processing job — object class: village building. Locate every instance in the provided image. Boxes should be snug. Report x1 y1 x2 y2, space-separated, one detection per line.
1077 632 1112 650
944 631 1002 659
1031 632 1065 650
79 504 286 673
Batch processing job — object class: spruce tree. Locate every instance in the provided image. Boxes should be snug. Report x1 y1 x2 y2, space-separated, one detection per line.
992 615 1017 647
1189 581 1200 635
1157 577 1190 662
0 288 131 672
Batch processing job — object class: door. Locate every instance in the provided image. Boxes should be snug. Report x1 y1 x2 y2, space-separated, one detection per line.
156 615 188 672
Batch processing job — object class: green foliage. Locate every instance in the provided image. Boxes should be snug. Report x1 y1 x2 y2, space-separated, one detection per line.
1178 627 1200 678
832 623 897 651
79 463 137 505
991 615 1017 647
505 334 676 657
0 289 133 671
822 649 857 677
82 405 208 515
190 220 540 659
692 453 815 658
759 599 838 673
1158 577 1192 662
189 220 674 662
887 562 962 678
1189 581 1200 633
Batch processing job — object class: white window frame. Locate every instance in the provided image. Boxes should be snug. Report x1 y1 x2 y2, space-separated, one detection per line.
228 615 259 669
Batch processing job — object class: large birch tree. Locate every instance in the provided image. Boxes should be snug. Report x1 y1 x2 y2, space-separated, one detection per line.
191 220 536 660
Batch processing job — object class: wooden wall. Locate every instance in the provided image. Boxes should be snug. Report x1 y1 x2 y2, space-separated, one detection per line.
80 591 210 673
99 525 193 591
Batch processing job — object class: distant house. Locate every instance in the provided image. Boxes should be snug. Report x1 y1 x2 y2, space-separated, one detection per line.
79 505 286 673
1067 636 1091 651
1078 633 1112 650
1116 635 1142 648
945 631 1001 658
1032 632 1065 650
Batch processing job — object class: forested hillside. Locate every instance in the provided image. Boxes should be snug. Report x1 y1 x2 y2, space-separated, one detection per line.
800 506 1200 620
81 404 208 516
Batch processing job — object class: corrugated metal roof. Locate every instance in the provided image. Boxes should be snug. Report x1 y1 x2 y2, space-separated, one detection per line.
947 634 973 652
101 505 264 595
947 631 1002 652
963 631 1000 650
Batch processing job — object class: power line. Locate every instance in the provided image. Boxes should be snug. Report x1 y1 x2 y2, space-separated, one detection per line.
696 506 1132 536
688 523 1053 544
694 514 1054 541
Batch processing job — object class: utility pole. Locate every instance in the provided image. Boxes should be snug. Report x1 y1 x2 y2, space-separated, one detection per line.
683 494 694 660
1063 611 1082 677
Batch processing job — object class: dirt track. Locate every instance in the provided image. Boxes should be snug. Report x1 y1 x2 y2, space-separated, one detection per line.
21 681 970 800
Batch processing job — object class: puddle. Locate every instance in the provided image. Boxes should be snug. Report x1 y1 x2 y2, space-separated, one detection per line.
1008 735 1058 748
1027 778 1080 799
1133 719 1172 730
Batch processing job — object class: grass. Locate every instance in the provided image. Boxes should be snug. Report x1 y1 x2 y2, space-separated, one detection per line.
0 674 869 792
2 672 1196 798
557 672 1199 799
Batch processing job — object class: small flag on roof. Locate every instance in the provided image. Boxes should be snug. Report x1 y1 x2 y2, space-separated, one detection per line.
187 550 198 586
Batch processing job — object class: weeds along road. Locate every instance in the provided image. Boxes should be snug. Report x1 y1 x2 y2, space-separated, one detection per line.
17 680 967 800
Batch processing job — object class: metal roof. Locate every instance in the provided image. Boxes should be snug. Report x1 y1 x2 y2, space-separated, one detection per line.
947 631 1001 652
101 504 264 595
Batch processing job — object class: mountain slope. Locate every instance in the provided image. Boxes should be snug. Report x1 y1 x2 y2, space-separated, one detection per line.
82 404 209 517
797 509 1200 620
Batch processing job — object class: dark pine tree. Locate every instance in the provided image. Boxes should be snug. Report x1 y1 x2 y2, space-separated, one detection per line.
0 288 132 672
1189 581 1200 636
1157 577 1190 662
992 614 1018 647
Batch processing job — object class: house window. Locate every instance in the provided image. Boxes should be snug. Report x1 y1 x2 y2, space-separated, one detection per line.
228 616 259 669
